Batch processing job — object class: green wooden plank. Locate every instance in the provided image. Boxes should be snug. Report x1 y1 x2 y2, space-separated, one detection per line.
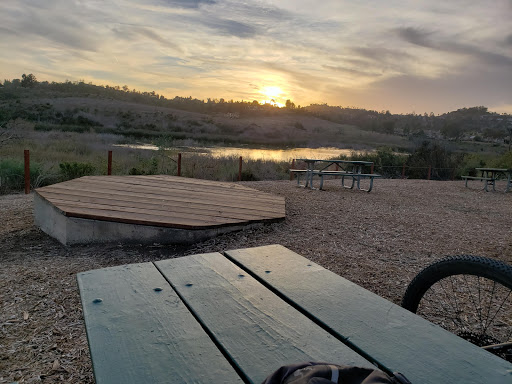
224 244 512 384
77 262 243 384
155 253 374 384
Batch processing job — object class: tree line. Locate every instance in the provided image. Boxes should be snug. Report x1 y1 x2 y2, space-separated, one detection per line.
1 74 512 144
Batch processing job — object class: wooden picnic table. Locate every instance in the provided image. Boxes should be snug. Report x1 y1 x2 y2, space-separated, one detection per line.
78 245 512 384
291 159 380 192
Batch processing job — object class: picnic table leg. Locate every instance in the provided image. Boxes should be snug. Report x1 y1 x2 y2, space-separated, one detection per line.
341 175 356 189
309 167 315 189
480 170 488 192
359 177 375 193
304 165 312 188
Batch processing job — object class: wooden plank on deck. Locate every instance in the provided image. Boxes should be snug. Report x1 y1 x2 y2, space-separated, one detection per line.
77 262 243 384
155 253 374 384
39 190 281 220
72 176 284 203
224 245 512 384
36 175 285 230
38 184 284 216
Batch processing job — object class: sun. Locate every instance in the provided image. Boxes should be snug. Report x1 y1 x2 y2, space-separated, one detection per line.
263 86 283 99
259 86 285 107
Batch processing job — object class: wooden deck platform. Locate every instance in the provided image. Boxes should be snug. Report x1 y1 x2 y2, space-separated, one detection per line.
34 176 285 245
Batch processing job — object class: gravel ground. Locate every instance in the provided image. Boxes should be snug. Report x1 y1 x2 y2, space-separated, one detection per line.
1 178 511 383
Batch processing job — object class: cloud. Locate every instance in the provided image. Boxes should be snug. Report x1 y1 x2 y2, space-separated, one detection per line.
1 1 101 52
358 65 512 113
322 65 382 78
111 25 182 52
351 47 414 63
160 0 216 9
396 26 512 68
199 17 258 38
0 27 17 36
396 27 435 48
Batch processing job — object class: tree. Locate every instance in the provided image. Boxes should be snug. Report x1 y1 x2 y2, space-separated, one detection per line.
441 121 463 140
21 73 37 88
285 99 296 109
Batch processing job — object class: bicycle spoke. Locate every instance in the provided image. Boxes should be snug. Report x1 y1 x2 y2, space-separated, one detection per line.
418 286 448 325
482 280 497 332
421 279 465 331
462 274 483 330
482 288 512 336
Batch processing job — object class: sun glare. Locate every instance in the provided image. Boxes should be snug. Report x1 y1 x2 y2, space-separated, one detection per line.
260 86 285 107
263 86 282 98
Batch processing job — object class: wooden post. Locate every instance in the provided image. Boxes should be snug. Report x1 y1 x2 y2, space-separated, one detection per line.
427 165 432 180
451 168 455 181
107 150 112 175
177 153 182 176
402 164 406 179
238 156 243 181
370 164 374 174
290 159 295 180
24 149 30 194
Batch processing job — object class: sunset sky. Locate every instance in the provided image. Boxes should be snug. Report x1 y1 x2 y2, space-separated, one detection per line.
1 0 511 114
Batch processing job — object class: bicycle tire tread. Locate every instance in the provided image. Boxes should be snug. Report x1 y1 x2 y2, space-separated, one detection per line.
401 255 512 312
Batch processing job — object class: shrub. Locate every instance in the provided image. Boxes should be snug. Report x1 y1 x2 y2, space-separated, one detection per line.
406 141 459 180
0 158 44 193
59 162 95 180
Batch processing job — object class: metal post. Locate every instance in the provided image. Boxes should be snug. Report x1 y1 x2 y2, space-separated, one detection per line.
177 153 182 176
238 156 243 181
290 159 295 180
427 165 432 180
107 150 112 175
402 164 406 179
24 150 30 194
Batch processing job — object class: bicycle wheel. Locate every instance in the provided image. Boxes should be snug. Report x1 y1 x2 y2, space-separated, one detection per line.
401 255 512 362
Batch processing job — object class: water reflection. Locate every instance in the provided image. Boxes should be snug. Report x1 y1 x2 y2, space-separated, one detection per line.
114 144 366 162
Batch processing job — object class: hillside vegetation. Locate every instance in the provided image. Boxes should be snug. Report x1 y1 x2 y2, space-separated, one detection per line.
1 75 511 193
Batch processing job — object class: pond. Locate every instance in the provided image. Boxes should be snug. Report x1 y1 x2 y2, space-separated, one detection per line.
115 144 370 162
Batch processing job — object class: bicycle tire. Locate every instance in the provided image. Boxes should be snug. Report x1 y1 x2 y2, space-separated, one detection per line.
402 255 512 311
401 255 512 361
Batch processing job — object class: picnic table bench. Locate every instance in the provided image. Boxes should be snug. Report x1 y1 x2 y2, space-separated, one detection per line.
78 245 512 384
290 159 381 192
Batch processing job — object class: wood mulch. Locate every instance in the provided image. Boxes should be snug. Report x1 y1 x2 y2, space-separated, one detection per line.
1 178 511 383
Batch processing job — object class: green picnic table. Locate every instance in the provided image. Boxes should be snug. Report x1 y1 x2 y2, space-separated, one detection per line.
78 245 512 384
